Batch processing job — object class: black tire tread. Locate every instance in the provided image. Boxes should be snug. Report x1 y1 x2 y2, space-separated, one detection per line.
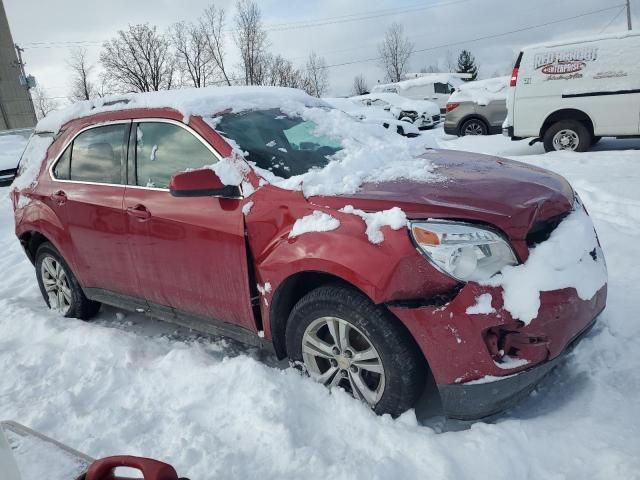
286 284 427 416
35 242 101 320
543 120 592 153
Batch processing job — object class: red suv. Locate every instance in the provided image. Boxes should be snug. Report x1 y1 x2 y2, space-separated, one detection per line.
11 87 607 420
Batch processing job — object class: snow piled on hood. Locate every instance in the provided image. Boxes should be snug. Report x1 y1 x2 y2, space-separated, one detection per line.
35 86 324 135
449 77 509 106
485 205 607 324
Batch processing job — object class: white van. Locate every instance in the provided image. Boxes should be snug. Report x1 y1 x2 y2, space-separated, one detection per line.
504 31 640 152
372 73 469 113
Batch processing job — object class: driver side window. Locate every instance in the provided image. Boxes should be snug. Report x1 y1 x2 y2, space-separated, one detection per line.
133 122 219 189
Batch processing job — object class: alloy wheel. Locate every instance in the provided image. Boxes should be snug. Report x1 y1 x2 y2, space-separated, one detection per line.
552 129 580 151
301 316 385 407
463 121 485 136
40 256 72 315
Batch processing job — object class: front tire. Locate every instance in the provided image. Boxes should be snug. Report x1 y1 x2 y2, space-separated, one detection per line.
35 242 101 320
286 285 426 416
543 120 592 152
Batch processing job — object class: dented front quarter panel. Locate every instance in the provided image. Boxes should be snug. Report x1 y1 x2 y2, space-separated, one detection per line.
243 185 459 338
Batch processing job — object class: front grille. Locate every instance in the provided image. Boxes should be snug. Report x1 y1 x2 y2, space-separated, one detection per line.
526 212 569 247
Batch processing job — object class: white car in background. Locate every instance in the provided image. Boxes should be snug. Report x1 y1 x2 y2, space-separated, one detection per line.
0 128 31 186
352 93 441 129
323 97 421 137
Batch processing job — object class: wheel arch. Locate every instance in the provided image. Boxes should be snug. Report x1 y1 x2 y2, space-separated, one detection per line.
540 108 594 139
457 115 490 135
19 231 53 265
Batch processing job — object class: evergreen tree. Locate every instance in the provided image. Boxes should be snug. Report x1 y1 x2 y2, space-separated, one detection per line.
456 50 479 81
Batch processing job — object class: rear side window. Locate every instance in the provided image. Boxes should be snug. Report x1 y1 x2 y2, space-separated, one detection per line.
53 146 71 180
133 122 218 189
434 82 451 94
69 124 128 184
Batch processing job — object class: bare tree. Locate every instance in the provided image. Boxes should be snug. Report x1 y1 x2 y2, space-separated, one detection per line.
100 24 175 92
377 23 413 83
421 64 440 73
352 74 369 95
444 50 456 73
200 4 232 86
304 51 329 97
172 21 213 88
265 54 306 88
31 86 59 119
234 0 268 85
68 48 95 101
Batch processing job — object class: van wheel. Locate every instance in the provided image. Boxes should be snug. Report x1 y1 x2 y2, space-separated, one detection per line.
35 242 101 320
460 118 488 136
286 285 426 417
543 120 592 152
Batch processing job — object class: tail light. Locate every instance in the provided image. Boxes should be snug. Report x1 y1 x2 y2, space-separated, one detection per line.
446 103 460 113
510 67 519 87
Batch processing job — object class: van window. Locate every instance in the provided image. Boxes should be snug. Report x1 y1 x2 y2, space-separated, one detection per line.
52 146 71 180
70 124 128 184
134 122 218 189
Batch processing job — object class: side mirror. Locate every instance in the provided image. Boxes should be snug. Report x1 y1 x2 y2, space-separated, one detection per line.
169 169 241 199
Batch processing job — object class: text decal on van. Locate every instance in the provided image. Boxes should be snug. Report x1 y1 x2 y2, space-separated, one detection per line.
534 47 599 75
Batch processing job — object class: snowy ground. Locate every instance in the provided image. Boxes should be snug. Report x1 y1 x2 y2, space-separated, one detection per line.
1 128 640 479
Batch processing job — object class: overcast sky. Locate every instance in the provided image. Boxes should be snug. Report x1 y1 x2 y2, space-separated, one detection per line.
4 0 638 102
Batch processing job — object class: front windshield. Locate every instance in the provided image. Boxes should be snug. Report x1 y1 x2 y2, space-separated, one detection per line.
214 108 343 179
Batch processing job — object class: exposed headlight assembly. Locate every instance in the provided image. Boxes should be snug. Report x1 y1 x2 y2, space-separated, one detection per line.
410 221 518 282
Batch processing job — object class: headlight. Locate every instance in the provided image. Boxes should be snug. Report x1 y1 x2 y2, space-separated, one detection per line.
409 221 518 282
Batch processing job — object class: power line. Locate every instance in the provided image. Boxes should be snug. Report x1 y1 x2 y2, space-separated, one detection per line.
20 0 475 49
600 6 626 33
319 3 627 70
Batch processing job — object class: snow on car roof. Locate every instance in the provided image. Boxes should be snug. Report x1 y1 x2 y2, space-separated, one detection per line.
521 30 640 51
372 73 468 92
35 86 326 135
448 76 509 106
352 93 438 112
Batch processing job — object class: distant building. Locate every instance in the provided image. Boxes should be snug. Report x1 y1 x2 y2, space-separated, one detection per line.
0 0 36 130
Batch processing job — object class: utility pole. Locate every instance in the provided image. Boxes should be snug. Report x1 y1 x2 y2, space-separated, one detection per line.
627 0 633 31
13 43 37 123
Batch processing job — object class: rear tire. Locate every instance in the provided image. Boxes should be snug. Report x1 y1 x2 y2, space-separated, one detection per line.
543 120 592 152
460 118 488 136
35 242 101 320
286 285 426 417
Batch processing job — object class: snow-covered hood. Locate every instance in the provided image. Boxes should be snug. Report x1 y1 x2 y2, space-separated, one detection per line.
312 149 574 242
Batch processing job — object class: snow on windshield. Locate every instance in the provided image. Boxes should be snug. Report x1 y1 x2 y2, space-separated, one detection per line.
212 105 440 197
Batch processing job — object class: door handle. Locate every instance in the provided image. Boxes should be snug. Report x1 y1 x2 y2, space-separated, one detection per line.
51 190 67 205
126 204 151 220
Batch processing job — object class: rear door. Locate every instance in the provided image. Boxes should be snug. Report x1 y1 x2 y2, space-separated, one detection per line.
123 120 256 331
49 122 140 297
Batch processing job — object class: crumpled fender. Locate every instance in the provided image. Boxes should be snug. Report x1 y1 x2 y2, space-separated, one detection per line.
244 185 458 339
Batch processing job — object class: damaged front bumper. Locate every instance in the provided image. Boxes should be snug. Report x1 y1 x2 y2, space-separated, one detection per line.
388 282 607 420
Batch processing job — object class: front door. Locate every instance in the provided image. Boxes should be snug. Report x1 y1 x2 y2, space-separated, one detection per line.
123 120 256 331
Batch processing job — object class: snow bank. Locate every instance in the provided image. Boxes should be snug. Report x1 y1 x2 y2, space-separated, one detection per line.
1 134 640 479
340 205 407 244
465 293 496 315
372 73 467 93
0 133 29 171
449 77 509 106
485 205 607 324
289 211 340 238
